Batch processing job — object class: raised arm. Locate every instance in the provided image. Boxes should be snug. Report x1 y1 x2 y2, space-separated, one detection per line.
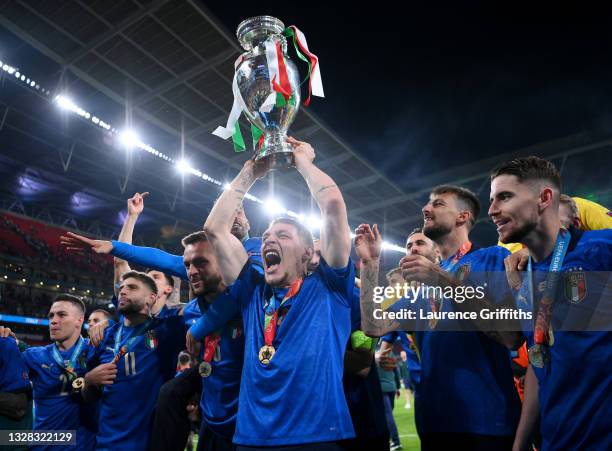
203 159 266 285
355 224 400 336
113 192 147 294
289 137 350 268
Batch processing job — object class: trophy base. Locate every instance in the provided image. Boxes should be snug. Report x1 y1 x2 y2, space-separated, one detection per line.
257 151 295 171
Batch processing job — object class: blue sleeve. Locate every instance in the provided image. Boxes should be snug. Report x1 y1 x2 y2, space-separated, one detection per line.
111 241 187 280
189 284 241 341
0 337 30 393
316 256 356 307
350 286 361 332
381 331 398 344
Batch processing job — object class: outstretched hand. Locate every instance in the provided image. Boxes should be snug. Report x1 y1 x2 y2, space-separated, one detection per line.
127 192 149 216
60 232 113 254
354 224 382 264
287 136 315 170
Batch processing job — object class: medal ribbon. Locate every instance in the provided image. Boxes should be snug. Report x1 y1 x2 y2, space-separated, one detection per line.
112 320 153 363
444 241 472 272
524 229 571 346
50 336 85 381
263 278 303 346
203 333 221 364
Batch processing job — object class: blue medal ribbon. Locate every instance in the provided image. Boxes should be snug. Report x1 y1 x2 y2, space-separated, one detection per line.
113 319 153 358
50 336 85 380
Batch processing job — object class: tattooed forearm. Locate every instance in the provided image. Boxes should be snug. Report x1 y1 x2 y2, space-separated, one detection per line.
360 261 398 336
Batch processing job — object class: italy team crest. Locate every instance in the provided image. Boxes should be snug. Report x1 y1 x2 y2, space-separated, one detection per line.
564 271 587 304
455 263 471 282
144 330 158 349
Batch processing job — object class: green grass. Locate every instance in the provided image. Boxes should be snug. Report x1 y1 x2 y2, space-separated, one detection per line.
392 389 420 450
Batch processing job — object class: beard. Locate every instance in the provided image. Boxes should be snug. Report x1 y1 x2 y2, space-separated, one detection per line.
423 222 453 242
118 299 146 315
196 274 223 297
499 219 538 244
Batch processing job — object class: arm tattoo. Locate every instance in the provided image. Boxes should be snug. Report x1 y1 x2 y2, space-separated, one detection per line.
317 184 338 194
360 262 398 335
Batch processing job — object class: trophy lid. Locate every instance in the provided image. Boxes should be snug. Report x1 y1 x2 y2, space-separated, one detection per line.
237 16 285 51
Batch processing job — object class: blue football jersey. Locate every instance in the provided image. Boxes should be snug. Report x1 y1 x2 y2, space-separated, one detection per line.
413 246 521 437
183 294 244 439
0 337 30 393
520 229 612 451
22 339 97 451
231 257 355 446
93 316 184 450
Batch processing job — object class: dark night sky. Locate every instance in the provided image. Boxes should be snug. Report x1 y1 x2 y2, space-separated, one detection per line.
206 2 612 187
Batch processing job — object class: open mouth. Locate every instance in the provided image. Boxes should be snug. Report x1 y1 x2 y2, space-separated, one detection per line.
494 218 510 231
263 249 282 272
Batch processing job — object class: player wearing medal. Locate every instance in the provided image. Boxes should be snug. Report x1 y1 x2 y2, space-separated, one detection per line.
3 295 98 451
489 156 612 451
358 185 522 450
189 137 355 448
177 230 245 451
81 271 184 450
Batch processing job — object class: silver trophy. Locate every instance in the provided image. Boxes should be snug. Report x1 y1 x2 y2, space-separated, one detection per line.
235 16 301 170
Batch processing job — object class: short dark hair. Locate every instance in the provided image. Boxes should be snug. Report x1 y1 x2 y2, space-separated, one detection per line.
178 351 191 366
406 227 423 241
431 185 481 227
145 269 175 288
181 231 207 247
490 156 561 191
53 294 86 314
386 267 402 280
559 194 578 219
268 217 314 248
89 309 112 320
121 270 158 295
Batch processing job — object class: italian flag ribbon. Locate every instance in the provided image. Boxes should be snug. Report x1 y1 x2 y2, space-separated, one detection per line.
283 25 324 106
212 54 247 152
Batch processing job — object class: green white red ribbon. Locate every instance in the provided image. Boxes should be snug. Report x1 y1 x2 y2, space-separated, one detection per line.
284 25 324 106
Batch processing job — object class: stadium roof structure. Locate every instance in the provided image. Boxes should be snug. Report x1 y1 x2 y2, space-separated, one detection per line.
0 0 610 255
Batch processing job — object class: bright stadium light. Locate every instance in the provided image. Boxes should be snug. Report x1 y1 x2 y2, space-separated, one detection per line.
265 198 286 216
306 215 322 231
56 95 76 110
176 159 191 174
119 129 140 149
224 183 231 190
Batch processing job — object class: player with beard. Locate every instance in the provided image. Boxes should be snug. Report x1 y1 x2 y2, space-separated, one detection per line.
171 231 245 451
489 156 612 451
358 185 522 451
189 137 355 448
0 295 98 450
81 271 184 450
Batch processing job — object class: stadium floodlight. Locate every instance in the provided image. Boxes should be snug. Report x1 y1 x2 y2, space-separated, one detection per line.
101 291 105 296
306 215 322 231
265 198 286 216
56 284 60 288
56 95 76 110
71 287 76 291
176 159 191 174
21 278 26 283
224 183 231 190
119 129 140 149
3 275 7 279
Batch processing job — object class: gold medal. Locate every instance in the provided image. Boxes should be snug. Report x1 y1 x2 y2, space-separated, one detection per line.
71 377 85 391
258 345 276 365
428 318 438 330
528 343 549 368
198 361 212 378
548 325 554 346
